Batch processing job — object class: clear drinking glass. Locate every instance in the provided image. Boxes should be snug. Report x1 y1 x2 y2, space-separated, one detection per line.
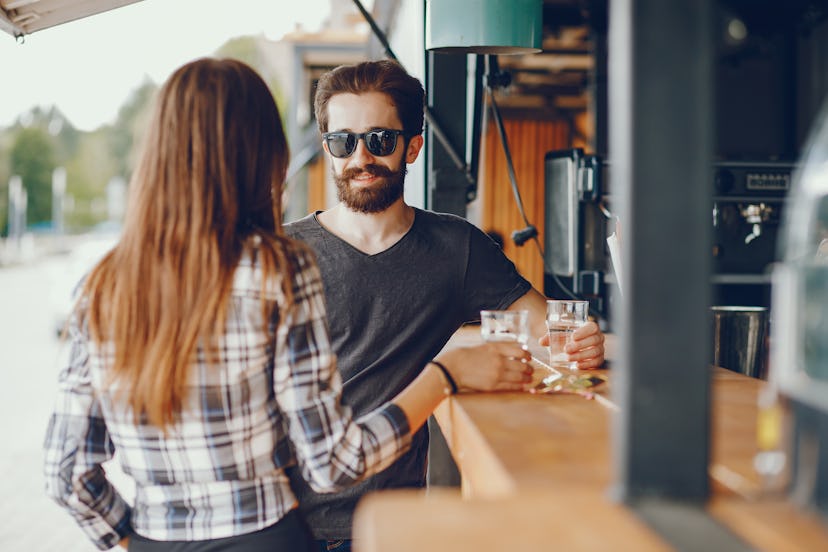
546 300 589 371
480 309 530 348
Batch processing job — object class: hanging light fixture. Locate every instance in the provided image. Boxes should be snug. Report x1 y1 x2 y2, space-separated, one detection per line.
426 0 543 55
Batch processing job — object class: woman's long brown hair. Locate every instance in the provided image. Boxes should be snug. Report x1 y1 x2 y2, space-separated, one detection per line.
81 58 295 428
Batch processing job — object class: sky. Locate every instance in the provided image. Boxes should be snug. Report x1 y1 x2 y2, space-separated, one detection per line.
0 0 334 131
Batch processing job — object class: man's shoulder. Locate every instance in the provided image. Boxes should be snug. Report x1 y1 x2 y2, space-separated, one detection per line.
413 208 499 249
283 212 321 240
414 207 476 234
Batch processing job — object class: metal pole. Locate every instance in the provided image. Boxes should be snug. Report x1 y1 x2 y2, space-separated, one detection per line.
610 0 713 503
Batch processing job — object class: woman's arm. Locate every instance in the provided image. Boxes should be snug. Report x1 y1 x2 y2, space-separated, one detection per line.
392 342 532 435
43 315 132 550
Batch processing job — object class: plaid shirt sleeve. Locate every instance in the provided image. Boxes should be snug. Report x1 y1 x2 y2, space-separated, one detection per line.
43 311 132 550
272 248 412 493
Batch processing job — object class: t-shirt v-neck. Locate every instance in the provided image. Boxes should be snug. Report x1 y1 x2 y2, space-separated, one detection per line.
311 210 415 259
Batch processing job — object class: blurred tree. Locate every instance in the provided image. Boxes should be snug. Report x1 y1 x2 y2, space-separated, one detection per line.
1 107 84 233
10 127 56 227
0 131 11 235
108 78 157 179
216 36 287 118
63 128 119 229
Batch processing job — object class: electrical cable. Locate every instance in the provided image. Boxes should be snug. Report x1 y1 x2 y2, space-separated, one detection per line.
351 0 476 187
485 57 612 322
486 64 535 239
484 57 584 305
351 0 397 61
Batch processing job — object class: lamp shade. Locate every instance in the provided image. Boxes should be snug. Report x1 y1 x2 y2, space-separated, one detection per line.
426 0 542 55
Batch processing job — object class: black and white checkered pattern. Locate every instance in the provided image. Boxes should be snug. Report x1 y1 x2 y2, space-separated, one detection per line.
43 243 411 549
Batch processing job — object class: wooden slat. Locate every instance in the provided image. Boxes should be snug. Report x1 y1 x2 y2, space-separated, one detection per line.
353 489 674 552
480 117 572 291
436 389 613 497
710 368 767 496
709 497 828 552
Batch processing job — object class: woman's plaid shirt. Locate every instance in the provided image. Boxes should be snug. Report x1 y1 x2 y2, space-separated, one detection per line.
43 244 411 550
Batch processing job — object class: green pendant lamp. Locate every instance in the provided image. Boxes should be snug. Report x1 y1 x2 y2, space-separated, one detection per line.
426 0 543 54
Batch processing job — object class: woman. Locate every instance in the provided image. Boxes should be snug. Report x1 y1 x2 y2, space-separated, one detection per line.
43 58 532 551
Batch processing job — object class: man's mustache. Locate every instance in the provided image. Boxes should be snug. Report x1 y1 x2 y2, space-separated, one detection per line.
340 164 395 180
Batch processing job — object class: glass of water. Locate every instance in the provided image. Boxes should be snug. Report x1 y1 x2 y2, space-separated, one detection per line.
546 300 589 371
480 309 529 348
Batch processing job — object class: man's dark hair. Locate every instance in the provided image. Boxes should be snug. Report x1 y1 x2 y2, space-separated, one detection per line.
314 59 425 138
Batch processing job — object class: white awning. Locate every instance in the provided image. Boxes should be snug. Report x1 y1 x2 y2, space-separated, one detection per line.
0 0 143 38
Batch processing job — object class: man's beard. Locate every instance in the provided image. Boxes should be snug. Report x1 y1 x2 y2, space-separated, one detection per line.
334 162 407 213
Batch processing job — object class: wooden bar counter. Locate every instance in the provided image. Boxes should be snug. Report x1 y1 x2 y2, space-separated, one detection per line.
353 328 828 551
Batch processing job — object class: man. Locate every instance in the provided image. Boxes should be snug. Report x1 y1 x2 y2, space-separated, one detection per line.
285 59 605 551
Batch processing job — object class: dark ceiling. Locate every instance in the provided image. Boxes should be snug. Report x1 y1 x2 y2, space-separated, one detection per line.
494 0 828 126
491 0 598 120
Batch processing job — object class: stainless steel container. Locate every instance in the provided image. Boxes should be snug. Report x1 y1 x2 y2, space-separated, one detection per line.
711 306 769 379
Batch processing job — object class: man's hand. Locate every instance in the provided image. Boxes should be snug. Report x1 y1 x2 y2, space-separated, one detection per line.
538 320 605 370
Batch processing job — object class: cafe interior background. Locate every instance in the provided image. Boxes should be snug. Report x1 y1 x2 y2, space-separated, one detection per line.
3 0 828 549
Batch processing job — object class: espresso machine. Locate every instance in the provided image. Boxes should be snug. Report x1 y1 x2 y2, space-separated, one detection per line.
711 160 795 308
542 148 611 328
541 150 796 332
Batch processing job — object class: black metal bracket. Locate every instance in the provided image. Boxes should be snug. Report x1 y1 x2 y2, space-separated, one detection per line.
351 0 477 193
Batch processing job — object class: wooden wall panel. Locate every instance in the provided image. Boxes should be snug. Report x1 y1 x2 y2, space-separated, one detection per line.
480 118 572 291
307 156 328 213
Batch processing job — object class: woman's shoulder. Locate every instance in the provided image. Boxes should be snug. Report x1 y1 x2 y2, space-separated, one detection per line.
234 234 318 300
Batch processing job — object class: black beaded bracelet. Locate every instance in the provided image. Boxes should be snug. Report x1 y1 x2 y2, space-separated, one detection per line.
429 360 458 395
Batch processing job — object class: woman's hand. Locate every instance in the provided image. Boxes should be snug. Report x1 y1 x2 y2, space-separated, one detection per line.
437 342 533 392
538 320 605 370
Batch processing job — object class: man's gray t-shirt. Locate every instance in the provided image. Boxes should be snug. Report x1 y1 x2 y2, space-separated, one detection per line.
283 207 531 539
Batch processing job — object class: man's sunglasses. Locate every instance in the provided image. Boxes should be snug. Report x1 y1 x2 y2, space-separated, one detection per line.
322 128 405 159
